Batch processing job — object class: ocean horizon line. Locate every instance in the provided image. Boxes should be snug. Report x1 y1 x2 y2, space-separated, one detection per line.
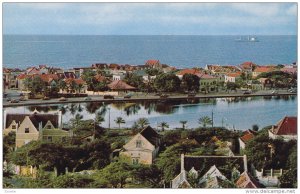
3 34 297 36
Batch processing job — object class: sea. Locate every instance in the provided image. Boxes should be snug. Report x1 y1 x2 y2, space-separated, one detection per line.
3 35 297 70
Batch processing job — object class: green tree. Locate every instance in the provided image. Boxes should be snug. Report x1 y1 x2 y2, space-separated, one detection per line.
57 80 67 93
3 132 16 161
83 139 111 170
181 73 200 92
52 174 94 188
136 118 150 129
154 73 181 92
115 117 126 129
226 82 239 91
123 72 144 90
198 116 212 127
252 124 259 131
70 114 83 127
132 164 163 188
158 122 169 131
93 159 132 188
279 169 297 188
180 121 187 130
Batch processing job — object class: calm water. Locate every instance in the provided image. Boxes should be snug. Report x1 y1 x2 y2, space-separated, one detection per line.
3 35 297 69
4 96 297 130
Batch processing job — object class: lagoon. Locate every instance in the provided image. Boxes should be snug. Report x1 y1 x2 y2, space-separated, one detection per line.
4 96 297 130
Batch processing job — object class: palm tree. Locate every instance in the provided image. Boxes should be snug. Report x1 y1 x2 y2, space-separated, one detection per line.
57 80 67 93
137 118 149 129
95 112 105 126
198 116 212 127
115 117 126 129
158 122 169 131
71 113 83 127
180 120 187 130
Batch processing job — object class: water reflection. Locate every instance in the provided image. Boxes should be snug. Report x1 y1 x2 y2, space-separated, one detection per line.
6 95 297 130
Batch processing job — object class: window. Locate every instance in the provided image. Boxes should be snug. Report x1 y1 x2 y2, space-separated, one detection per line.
47 136 52 142
132 158 139 165
136 140 142 148
12 125 16 129
47 125 52 129
25 128 29 133
62 137 66 142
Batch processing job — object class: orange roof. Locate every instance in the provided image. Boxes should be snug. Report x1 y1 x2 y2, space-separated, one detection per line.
177 68 202 76
145 59 160 66
271 116 297 135
39 74 59 82
240 62 256 69
65 78 86 85
108 80 136 90
240 130 256 143
254 66 274 73
226 72 241 77
17 74 29 80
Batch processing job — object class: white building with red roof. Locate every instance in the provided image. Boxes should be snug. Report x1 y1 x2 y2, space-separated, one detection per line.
239 129 257 151
224 72 241 83
252 66 275 78
145 59 162 69
268 116 297 141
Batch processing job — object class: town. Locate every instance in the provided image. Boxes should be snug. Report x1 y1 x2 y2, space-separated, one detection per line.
3 60 298 188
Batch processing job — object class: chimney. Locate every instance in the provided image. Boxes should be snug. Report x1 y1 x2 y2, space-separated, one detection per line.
39 122 43 131
243 155 248 172
181 154 185 172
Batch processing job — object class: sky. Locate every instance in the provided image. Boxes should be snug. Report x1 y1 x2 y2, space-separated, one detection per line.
3 2 298 35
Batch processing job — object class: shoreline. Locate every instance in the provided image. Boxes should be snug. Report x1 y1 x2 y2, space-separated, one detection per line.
3 92 297 108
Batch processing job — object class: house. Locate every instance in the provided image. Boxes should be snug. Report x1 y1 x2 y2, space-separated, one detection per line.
239 62 257 72
281 66 297 75
176 68 202 79
258 78 274 89
63 78 87 93
252 66 275 78
120 126 161 165
112 73 126 81
268 116 297 141
3 68 23 90
3 110 71 148
145 59 162 69
199 73 222 93
171 154 248 188
107 80 136 93
235 171 261 188
224 72 241 83
252 167 286 187
198 165 230 188
239 129 257 151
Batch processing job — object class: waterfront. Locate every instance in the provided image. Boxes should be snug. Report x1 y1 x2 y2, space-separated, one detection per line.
4 95 297 130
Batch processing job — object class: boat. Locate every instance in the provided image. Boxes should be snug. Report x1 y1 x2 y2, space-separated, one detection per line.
235 36 259 42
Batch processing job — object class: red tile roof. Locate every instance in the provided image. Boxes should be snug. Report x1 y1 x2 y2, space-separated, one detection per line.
199 73 215 79
39 74 59 82
226 72 241 77
65 78 86 85
240 62 257 69
271 116 297 135
17 74 29 80
240 130 256 143
177 68 202 76
281 67 297 74
254 66 274 73
145 59 160 66
108 80 136 90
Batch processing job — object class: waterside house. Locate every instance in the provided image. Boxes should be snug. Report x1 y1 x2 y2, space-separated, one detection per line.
120 126 161 165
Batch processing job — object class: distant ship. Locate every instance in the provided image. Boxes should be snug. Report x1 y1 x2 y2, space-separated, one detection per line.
235 36 259 42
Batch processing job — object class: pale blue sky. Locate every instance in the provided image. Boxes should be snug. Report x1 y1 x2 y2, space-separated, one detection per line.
3 3 298 35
